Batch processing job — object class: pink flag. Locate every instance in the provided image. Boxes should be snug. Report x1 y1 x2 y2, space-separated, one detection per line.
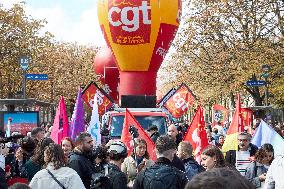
51 96 69 144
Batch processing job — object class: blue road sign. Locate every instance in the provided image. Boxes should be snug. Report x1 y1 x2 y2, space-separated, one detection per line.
246 80 266 87
25 74 48 80
19 56 30 70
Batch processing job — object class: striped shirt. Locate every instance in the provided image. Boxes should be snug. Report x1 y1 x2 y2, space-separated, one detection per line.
236 150 251 176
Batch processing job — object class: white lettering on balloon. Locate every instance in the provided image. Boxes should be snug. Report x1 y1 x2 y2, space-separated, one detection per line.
108 1 151 32
156 47 167 58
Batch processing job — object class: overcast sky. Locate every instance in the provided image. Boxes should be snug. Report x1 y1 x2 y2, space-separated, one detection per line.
1 0 106 46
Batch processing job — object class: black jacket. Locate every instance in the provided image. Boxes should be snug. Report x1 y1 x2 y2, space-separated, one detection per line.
225 143 258 167
172 154 185 171
133 157 188 189
69 149 97 189
0 168 8 189
107 163 128 189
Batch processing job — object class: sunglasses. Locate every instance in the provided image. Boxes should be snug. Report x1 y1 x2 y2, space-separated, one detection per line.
238 139 248 142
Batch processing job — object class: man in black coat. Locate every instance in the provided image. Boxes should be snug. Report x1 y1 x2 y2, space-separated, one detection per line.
69 133 96 189
133 135 188 189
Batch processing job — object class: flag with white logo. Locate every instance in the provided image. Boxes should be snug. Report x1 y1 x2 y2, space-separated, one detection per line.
88 94 101 145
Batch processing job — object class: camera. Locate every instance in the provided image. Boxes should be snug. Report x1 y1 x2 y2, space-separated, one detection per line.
129 125 139 138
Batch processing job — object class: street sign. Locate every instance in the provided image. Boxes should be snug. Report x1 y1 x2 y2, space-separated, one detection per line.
19 56 30 70
246 80 266 87
25 74 48 80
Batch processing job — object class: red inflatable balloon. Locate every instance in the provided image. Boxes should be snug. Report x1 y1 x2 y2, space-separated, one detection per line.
98 0 182 97
93 46 119 103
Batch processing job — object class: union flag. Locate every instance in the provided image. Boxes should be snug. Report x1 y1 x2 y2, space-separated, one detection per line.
164 83 195 118
212 104 229 127
81 82 113 115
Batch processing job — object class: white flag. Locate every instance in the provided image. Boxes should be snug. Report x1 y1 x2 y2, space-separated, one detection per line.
88 94 101 145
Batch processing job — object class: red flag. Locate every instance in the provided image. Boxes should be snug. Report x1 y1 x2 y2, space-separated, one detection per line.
121 109 156 160
164 83 195 118
227 94 244 134
183 106 209 162
212 104 229 126
82 82 113 115
241 108 253 127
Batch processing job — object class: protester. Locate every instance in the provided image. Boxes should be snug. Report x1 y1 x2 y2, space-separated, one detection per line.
206 132 217 145
0 143 9 189
177 141 204 180
185 167 254 189
68 133 96 189
133 135 188 189
245 143 274 188
24 137 54 181
60 137 75 161
106 140 128 189
167 124 185 171
146 125 160 143
30 128 45 144
201 145 226 171
167 124 182 145
264 155 284 188
29 143 85 189
216 134 225 149
211 128 220 142
122 138 154 187
225 132 258 175
212 121 225 135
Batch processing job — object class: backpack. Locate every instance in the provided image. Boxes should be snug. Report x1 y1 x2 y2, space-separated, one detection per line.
142 164 181 189
91 164 112 189
185 160 204 180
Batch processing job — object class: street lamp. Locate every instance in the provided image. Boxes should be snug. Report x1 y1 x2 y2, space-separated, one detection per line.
261 64 271 106
19 56 31 99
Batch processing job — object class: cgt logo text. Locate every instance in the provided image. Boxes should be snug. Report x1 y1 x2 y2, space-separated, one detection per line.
108 1 151 32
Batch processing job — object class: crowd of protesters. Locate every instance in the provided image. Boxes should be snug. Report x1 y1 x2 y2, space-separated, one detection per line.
0 118 284 189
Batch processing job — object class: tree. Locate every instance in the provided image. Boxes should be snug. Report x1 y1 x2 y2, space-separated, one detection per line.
160 0 284 107
0 3 99 105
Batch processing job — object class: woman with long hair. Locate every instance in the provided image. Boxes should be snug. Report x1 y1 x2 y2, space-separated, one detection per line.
121 138 154 188
60 137 75 161
29 143 85 189
245 143 274 188
201 145 226 171
24 137 54 181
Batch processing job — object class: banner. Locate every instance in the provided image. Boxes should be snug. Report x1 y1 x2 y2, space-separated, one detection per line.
50 96 69 144
82 82 114 115
212 104 229 126
163 83 195 118
121 109 156 160
88 94 101 145
69 88 85 141
183 105 209 163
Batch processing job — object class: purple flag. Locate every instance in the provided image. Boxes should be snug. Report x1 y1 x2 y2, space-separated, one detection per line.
69 88 85 141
